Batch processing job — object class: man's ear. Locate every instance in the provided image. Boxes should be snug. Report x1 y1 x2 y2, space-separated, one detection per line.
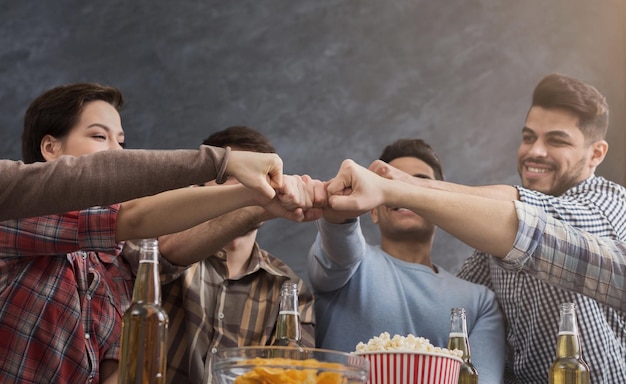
370 207 379 224
589 139 608 168
40 135 62 161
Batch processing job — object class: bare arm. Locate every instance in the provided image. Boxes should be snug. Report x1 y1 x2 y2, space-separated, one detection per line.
158 206 271 265
328 160 518 257
369 159 520 201
115 184 262 241
157 174 326 266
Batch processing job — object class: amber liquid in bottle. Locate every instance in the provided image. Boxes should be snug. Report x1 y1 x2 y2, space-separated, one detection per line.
549 303 590 384
273 309 303 347
272 281 304 348
119 239 169 384
270 282 305 359
447 308 478 384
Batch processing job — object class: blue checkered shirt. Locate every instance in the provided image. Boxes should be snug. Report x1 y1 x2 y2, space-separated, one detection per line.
458 175 626 383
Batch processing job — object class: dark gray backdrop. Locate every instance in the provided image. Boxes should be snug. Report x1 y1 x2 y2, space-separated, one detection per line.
1 1 624 284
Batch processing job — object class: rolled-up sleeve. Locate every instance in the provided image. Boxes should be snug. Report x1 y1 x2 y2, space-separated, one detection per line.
495 201 626 311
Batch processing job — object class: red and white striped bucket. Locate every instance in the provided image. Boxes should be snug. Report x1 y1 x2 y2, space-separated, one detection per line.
355 351 462 384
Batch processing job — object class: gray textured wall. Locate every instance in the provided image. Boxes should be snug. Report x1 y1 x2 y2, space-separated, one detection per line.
1 1 624 284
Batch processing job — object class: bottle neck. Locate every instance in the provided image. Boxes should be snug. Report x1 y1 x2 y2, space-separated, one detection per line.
279 286 299 314
274 282 302 345
555 303 582 359
448 308 472 361
133 239 162 305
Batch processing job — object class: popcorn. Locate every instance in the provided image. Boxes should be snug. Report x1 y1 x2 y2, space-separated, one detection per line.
354 332 463 358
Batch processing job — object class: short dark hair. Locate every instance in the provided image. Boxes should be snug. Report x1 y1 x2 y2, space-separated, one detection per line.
202 126 275 153
379 138 444 181
531 73 609 143
22 83 124 163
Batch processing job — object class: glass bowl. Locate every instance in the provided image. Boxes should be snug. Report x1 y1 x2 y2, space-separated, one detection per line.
212 346 370 384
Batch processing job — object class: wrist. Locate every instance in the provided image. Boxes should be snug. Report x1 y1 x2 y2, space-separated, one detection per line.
216 146 231 184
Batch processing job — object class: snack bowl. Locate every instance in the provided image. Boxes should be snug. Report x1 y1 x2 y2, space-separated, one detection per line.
353 350 463 384
212 346 370 384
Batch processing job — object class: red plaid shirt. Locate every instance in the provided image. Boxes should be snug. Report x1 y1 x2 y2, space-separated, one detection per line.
0 205 132 384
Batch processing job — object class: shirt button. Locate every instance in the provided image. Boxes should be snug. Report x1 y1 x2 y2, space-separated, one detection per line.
85 333 91 340
211 348 218 354
218 312 224 319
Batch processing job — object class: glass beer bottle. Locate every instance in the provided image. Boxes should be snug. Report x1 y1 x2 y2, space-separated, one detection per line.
272 281 304 348
447 307 478 384
119 239 169 384
548 302 590 384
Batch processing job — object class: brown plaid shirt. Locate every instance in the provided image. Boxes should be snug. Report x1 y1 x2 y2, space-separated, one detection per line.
157 243 315 384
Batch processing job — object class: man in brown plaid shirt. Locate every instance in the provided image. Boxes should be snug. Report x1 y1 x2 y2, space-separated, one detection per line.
152 126 318 384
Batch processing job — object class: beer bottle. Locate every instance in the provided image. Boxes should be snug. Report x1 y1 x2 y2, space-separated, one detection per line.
119 239 169 384
447 307 478 384
548 302 590 384
272 281 304 348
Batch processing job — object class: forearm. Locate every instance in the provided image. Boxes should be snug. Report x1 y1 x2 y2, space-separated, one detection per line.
317 219 367 267
116 184 257 241
307 219 366 292
369 159 519 201
158 206 270 265
0 145 226 221
417 178 520 201
385 181 518 257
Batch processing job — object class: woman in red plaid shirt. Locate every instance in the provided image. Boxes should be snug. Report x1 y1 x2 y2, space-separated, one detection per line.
0 83 313 383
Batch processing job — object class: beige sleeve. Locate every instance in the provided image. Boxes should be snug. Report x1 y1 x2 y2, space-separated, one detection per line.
0 145 227 221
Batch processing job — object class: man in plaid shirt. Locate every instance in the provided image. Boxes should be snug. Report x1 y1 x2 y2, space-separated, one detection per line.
122 126 322 384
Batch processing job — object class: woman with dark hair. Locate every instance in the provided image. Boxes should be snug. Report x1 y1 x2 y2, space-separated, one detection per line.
0 83 309 383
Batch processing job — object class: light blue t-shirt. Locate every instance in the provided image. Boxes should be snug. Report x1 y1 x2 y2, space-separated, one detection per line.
307 218 505 384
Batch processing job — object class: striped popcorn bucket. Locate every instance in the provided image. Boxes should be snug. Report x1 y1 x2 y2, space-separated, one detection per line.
355 351 462 384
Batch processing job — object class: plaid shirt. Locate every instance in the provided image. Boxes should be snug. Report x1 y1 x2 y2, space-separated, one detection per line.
122 242 315 384
0 206 130 384
458 176 626 383
500 201 626 311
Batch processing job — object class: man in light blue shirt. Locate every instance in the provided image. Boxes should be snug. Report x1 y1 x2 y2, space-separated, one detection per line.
307 139 505 384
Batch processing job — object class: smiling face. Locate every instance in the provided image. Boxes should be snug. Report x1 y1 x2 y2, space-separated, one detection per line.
371 156 436 242
516 106 607 196
40 100 125 160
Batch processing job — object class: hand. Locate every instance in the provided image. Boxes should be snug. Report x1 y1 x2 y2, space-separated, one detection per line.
369 159 417 184
319 179 361 224
226 151 283 200
262 175 327 222
326 159 387 213
299 174 326 222
275 174 322 210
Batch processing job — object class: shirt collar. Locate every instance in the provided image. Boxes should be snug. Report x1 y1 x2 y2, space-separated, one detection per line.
215 243 291 279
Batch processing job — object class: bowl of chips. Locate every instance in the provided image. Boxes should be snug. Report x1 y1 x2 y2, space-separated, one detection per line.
212 346 370 384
